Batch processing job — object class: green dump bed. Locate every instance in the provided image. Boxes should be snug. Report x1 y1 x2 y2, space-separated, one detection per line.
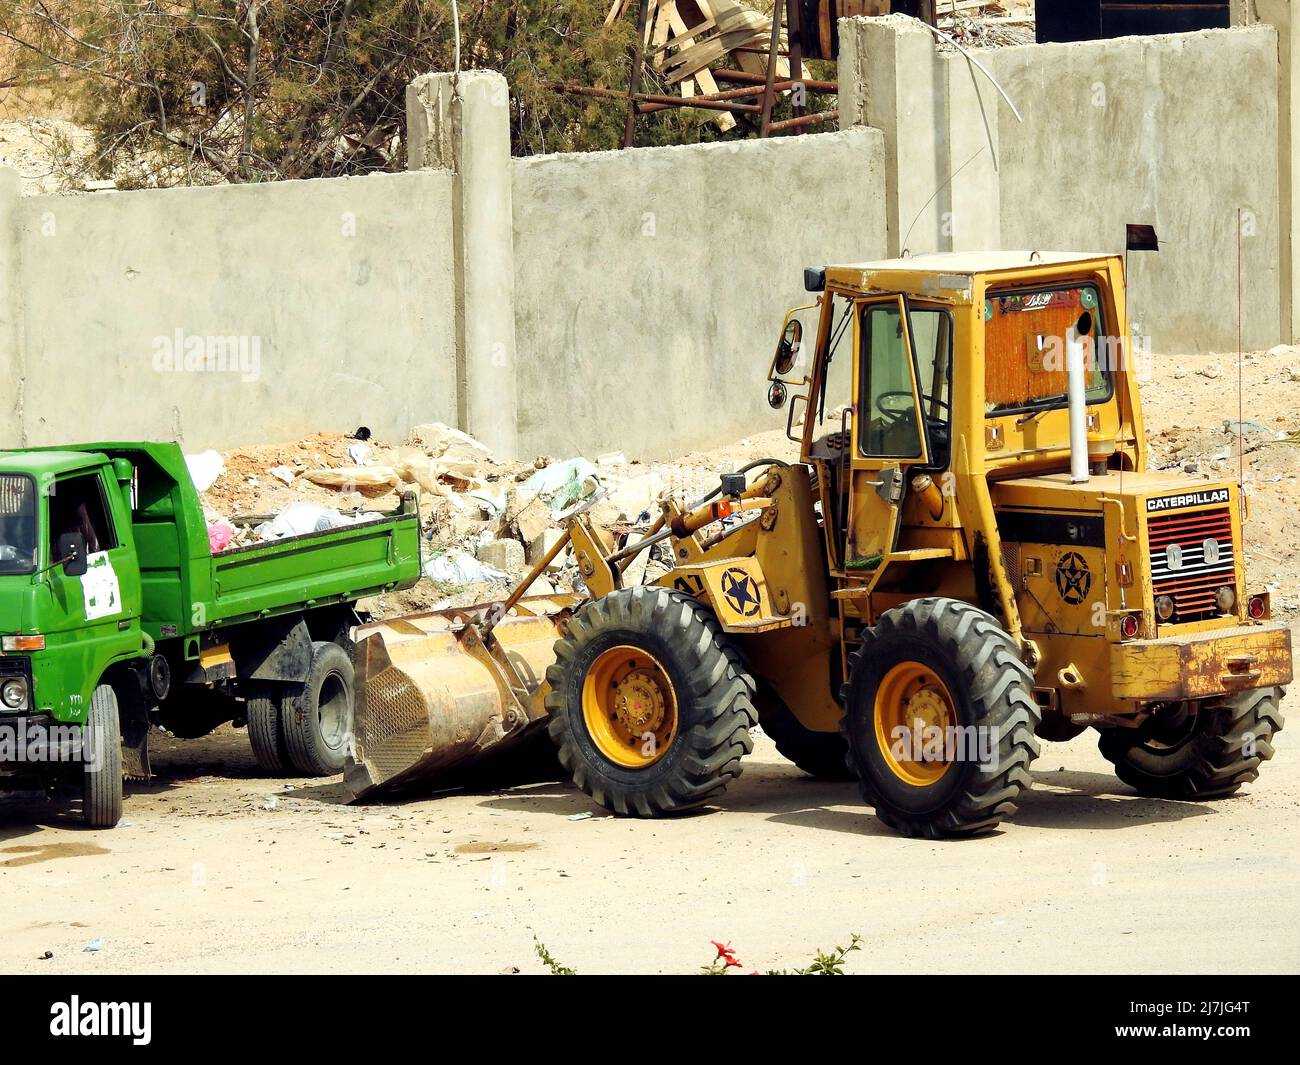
88 442 421 641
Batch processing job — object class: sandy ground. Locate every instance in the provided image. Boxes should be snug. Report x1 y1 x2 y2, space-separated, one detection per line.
1 716 1297 975
1 343 1298 975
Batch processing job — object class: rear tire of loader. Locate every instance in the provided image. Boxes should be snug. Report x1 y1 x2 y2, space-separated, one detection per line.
247 684 292 774
82 684 123 828
544 587 757 816
759 685 855 781
282 641 355 777
840 598 1041 839
1098 687 1285 799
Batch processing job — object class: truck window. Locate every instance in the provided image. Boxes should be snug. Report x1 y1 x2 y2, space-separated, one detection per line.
0 474 38 574
49 472 118 557
984 283 1110 415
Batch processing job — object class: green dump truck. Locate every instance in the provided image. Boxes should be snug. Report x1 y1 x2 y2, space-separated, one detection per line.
0 441 422 826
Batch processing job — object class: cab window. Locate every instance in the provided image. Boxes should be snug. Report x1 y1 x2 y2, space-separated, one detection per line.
0 474 38 574
858 303 952 462
984 284 1110 416
49 472 118 558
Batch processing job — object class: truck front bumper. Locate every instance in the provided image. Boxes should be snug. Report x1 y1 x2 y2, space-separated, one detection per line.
1111 622 1293 702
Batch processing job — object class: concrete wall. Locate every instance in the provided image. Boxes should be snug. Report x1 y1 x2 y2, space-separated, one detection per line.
840 18 1283 354
510 128 888 459
1 169 458 450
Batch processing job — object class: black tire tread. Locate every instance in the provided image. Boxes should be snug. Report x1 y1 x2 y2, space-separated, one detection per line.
1100 686 1285 799
282 641 354 777
839 597 1041 838
83 683 123 828
544 586 756 817
246 683 291 774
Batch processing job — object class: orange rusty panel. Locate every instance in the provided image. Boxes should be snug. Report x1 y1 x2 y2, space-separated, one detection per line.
1111 622 1294 702
984 291 1086 408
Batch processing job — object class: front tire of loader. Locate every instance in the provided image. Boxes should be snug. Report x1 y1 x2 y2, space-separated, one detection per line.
82 684 123 828
840 598 1041 839
544 587 757 816
1098 687 1285 799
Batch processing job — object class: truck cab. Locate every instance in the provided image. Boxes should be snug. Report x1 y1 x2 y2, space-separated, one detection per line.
0 441 422 826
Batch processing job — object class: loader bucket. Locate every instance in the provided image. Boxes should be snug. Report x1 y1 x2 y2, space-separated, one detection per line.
343 596 577 802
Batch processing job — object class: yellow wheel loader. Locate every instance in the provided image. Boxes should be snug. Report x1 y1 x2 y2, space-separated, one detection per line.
346 251 1291 838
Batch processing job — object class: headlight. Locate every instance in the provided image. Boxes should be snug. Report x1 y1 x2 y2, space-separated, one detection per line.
1154 595 1175 621
1216 586 1236 614
1 678 28 710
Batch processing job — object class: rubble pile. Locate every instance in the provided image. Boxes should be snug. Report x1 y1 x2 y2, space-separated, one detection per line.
195 423 798 620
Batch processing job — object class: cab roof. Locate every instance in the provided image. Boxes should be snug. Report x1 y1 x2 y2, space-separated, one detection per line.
829 251 1114 274
0 449 108 478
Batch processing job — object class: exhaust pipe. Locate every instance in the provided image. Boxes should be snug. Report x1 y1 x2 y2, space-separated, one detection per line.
1066 311 1093 484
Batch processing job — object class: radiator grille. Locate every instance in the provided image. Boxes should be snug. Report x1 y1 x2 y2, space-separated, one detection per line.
1148 507 1235 621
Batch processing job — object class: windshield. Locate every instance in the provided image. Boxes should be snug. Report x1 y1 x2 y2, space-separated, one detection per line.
984 284 1111 415
0 474 38 575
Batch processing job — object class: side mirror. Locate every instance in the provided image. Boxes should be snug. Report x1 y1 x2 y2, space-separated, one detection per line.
57 531 88 578
773 319 802 376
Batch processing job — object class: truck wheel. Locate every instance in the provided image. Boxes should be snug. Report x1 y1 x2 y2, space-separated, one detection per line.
758 685 854 781
1098 687 1284 799
840 598 1041 839
82 684 123 828
282 641 354 776
544 586 757 816
246 685 292 774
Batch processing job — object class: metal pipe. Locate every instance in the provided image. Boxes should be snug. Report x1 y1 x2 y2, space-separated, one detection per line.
713 69 837 92
1066 317 1090 484
768 109 838 132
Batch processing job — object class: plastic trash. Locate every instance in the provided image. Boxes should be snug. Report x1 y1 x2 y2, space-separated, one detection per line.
207 521 236 552
185 450 225 493
82 938 102 953
253 503 380 541
523 458 599 512
423 550 507 584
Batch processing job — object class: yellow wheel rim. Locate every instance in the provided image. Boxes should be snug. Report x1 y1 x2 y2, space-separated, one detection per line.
873 661 957 787
581 645 678 768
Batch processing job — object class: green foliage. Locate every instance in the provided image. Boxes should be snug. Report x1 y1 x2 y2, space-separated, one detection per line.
766 934 863 976
0 0 715 187
533 936 576 976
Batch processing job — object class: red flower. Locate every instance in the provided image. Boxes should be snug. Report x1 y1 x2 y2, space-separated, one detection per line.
711 940 741 966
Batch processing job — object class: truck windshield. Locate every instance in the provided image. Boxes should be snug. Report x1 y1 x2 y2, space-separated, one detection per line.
984 284 1111 416
0 474 38 575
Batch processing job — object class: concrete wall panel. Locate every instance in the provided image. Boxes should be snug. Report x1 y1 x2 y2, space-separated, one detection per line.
9 170 458 450
510 127 888 459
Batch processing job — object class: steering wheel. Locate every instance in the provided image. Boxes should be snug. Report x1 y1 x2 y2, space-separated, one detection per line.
876 390 951 424
875 391 918 424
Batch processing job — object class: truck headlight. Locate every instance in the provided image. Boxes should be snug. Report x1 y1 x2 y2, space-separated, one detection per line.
1216 586 1236 614
1154 595 1175 621
1 678 28 710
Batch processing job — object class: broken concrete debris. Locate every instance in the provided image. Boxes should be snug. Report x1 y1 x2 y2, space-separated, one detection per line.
188 423 693 619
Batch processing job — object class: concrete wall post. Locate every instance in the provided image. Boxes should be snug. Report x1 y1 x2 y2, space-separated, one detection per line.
1252 0 1297 343
837 15 1001 257
0 168 23 445
407 71 519 458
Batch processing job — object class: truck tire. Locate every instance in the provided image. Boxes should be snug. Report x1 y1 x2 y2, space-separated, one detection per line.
1098 687 1285 799
282 641 354 776
82 684 123 828
840 598 1041 839
246 684 292 774
544 586 757 816
758 685 855 781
